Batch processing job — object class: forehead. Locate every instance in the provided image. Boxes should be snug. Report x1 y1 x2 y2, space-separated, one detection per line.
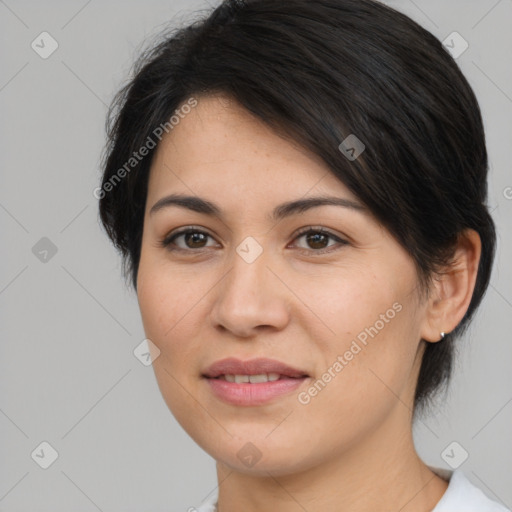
146 94 359 205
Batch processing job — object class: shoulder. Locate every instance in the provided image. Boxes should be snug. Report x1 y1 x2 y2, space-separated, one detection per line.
430 467 511 512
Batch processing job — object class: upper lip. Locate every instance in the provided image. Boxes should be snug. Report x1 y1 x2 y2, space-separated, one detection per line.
202 358 309 378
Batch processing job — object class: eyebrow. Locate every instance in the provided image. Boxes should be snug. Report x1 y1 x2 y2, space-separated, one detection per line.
149 193 367 221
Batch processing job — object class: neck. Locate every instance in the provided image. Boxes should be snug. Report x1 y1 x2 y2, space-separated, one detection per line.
214 404 448 512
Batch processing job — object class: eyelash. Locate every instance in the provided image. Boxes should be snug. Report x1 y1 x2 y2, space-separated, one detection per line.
159 225 348 256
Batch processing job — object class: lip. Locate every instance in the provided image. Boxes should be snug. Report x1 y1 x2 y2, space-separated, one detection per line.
202 357 309 379
202 357 310 407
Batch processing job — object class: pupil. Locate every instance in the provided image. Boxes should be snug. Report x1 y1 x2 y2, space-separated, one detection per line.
307 233 327 249
186 232 206 248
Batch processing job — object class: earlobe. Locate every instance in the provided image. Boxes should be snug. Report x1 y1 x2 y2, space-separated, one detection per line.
421 229 482 343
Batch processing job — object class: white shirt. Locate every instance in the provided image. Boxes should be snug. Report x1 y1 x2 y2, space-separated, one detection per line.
193 466 510 511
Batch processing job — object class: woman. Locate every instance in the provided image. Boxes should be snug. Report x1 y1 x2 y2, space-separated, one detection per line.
98 0 509 510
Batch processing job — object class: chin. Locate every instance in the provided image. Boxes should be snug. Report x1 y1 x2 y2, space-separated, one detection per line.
198 433 326 478
217 451 309 477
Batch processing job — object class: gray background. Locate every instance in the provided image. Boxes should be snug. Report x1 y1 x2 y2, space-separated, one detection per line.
1 0 511 510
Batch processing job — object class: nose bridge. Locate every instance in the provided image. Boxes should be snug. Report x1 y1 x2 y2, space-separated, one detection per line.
210 235 289 334
226 235 272 299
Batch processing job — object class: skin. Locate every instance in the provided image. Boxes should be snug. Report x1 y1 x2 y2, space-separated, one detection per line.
136 94 481 512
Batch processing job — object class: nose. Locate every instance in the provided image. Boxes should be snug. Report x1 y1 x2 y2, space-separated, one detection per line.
209 244 290 338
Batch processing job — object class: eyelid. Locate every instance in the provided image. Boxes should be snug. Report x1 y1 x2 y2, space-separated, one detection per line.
291 225 341 239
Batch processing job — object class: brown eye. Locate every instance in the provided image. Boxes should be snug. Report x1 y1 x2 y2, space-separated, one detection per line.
161 228 217 251
182 231 208 248
304 232 330 249
293 227 348 254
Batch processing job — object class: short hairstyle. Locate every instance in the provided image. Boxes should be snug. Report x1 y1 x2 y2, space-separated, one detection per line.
98 0 496 414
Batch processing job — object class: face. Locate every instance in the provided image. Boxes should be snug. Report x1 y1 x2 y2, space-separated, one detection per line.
137 94 430 476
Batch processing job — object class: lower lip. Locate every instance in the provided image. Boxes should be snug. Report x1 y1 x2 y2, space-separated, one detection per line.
205 377 308 406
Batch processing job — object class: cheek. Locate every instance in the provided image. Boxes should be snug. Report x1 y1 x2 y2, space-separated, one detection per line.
136 254 221 390
137 263 209 425
296 264 420 417
137 255 201 345
294 307 419 458
295 262 405 351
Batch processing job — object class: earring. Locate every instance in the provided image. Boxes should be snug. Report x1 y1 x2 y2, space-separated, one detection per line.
440 332 445 340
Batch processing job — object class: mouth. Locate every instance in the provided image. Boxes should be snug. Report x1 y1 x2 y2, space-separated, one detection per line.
202 357 309 379
212 373 302 383
202 358 310 406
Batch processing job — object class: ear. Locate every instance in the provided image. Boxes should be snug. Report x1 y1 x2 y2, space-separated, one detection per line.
420 229 482 343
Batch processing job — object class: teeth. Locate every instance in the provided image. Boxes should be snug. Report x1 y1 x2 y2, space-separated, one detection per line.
249 373 270 383
223 372 281 383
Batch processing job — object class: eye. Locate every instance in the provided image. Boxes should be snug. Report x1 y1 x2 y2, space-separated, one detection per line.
291 226 348 255
159 225 348 254
160 227 218 251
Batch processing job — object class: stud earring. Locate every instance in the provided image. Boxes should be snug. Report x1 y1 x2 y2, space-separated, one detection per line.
440 332 445 340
